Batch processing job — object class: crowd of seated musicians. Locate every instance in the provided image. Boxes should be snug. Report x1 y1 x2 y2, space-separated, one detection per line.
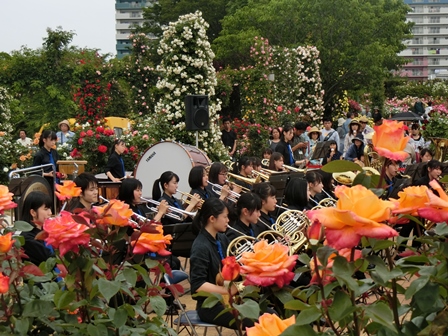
20 155 445 330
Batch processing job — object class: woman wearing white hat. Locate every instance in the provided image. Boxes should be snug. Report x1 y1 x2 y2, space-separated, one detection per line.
56 120 75 146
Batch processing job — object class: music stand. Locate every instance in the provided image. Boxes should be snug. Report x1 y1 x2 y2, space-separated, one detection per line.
268 172 290 198
311 142 331 160
163 222 196 258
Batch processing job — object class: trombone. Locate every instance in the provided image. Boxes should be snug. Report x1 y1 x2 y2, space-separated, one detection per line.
251 170 270 182
227 172 258 189
207 180 241 203
140 196 197 221
177 190 204 208
282 164 306 173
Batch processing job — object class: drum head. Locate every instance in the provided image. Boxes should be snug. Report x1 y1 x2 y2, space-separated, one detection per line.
135 142 209 197
9 176 52 221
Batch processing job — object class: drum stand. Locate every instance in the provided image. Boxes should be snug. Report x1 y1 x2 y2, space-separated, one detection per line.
195 131 199 148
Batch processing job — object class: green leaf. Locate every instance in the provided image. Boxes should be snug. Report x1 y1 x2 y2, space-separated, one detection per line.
145 258 160 269
114 306 128 328
414 282 443 313
295 306 321 326
405 276 429 300
328 290 355 321
371 240 396 252
281 323 318 336
273 288 294 304
352 172 371 188
98 278 121 302
23 300 54 317
150 295 167 317
434 223 448 236
13 317 30 335
331 256 359 294
364 302 396 332
86 323 108 336
233 299 260 320
284 299 310 311
13 220 34 232
54 289 76 309
316 245 336 267
322 160 362 173
123 268 137 287
202 295 221 309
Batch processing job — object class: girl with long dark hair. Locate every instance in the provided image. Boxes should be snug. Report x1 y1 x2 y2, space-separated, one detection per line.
33 130 65 186
20 191 53 266
226 192 261 241
190 198 254 329
252 182 277 232
105 139 127 182
152 171 200 225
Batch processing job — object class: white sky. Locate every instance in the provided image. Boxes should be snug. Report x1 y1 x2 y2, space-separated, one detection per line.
0 0 116 56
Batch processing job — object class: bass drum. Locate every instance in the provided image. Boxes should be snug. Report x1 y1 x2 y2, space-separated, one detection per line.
134 141 211 198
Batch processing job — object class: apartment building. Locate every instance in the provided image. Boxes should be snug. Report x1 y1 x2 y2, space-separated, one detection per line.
115 0 154 59
400 0 448 80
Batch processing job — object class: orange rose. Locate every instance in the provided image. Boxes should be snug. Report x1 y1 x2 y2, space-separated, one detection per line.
19 155 27 162
0 273 9 293
392 185 430 217
417 182 448 223
43 211 90 257
307 219 324 243
307 185 397 250
10 163 17 170
0 132 5 137
131 224 172 256
94 199 134 227
221 256 240 281
372 119 409 161
239 240 298 288
55 181 82 201
0 232 14 253
246 313 295 336
310 248 362 285
0 185 17 215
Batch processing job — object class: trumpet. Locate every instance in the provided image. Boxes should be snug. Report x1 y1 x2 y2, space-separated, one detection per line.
140 197 196 221
207 180 241 203
176 190 204 208
282 164 306 173
227 172 259 188
98 196 147 227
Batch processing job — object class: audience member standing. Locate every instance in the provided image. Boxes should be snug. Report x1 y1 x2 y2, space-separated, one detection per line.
320 118 340 149
221 117 237 158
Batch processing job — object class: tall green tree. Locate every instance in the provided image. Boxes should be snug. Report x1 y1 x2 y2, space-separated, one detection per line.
139 0 228 41
214 0 413 115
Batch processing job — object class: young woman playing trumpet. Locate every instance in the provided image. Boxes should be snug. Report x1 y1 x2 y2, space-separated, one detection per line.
190 198 254 330
152 171 201 225
188 166 210 201
268 152 285 172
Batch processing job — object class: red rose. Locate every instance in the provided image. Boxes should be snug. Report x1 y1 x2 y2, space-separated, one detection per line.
80 131 86 138
276 106 283 112
86 130 94 137
98 145 108 153
42 211 91 257
78 138 83 146
129 146 136 152
294 106 300 113
95 134 100 139
70 148 81 158
96 126 104 134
